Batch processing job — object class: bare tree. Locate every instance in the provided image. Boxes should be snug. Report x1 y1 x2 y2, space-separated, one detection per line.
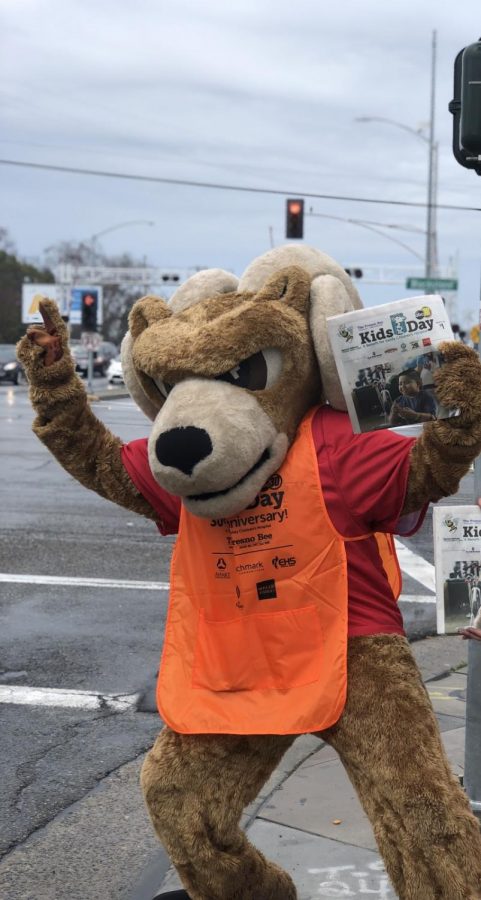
43 242 152 345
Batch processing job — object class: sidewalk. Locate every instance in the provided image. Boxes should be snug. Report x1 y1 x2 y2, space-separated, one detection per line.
152 635 471 900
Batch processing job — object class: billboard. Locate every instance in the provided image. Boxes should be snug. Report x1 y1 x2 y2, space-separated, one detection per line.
22 285 103 326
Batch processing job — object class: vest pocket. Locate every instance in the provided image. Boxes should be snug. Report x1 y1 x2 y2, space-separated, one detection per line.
192 604 323 692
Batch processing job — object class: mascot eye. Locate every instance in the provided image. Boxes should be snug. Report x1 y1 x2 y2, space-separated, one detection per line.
216 348 282 391
153 377 174 398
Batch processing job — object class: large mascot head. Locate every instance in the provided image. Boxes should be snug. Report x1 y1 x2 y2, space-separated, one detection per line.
121 245 362 518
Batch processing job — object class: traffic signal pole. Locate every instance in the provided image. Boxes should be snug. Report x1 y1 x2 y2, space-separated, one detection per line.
449 38 481 824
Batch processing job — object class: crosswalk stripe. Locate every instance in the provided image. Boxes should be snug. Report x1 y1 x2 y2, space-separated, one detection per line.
394 539 436 593
0 685 139 710
0 573 170 590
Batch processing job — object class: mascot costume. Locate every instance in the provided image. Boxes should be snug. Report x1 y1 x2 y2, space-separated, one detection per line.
17 245 481 900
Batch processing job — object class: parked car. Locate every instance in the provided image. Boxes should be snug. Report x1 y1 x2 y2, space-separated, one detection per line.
0 344 26 385
107 355 124 385
71 341 118 377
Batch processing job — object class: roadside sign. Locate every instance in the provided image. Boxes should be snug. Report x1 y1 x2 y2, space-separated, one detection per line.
21 284 64 323
81 332 102 351
22 284 103 325
406 277 458 291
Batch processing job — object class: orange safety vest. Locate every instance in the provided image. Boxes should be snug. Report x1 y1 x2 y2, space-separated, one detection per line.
157 409 401 735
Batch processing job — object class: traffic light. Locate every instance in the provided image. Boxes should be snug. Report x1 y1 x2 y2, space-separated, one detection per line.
285 199 304 239
449 39 481 174
81 290 98 332
344 268 363 279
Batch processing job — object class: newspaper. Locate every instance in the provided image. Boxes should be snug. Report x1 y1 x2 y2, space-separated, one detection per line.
433 505 481 634
326 294 456 434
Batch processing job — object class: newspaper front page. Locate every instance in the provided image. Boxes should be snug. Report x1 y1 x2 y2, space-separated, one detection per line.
327 294 455 434
433 505 481 634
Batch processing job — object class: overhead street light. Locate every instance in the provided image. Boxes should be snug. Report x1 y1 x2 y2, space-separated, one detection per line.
355 31 438 281
88 220 155 263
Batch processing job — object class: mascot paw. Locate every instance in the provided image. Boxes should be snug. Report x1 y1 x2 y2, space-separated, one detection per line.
16 299 75 385
435 341 481 427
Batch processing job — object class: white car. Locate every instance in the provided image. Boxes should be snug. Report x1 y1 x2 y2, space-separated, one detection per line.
107 356 124 384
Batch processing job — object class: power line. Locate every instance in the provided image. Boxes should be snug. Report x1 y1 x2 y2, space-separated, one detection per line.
1 157 481 213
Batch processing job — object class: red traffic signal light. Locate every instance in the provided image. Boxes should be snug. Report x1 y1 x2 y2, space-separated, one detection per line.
81 290 99 331
286 198 304 239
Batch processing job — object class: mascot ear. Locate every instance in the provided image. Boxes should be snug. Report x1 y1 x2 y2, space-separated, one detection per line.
310 274 357 411
129 295 171 339
121 331 163 422
121 296 171 422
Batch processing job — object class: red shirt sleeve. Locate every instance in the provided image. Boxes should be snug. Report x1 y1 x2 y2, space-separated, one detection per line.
313 407 428 538
121 439 181 535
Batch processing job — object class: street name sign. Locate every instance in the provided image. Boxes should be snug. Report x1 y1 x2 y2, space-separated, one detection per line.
405 277 458 291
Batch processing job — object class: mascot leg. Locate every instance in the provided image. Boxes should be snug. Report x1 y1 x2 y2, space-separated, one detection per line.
318 634 481 900
141 727 297 900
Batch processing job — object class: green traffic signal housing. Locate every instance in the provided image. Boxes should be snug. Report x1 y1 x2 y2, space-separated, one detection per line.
449 38 481 174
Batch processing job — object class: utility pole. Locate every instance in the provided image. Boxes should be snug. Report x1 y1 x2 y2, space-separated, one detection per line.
448 36 481 824
425 30 437 279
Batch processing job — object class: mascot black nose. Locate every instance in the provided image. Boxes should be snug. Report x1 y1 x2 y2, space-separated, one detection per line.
155 426 213 476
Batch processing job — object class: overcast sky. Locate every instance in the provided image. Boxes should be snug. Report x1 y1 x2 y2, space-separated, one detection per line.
2 0 481 325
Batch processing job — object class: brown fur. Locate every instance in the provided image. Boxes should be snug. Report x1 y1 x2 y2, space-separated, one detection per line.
402 341 481 515
141 729 296 900
16 303 157 520
130 267 319 441
319 635 481 899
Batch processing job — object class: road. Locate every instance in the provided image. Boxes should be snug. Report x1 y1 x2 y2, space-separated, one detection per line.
0 379 477 899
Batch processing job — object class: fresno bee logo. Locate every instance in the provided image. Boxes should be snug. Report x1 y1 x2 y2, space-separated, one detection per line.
338 323 353 343
443 516 458 533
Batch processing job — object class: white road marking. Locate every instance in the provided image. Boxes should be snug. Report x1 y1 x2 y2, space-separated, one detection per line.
0 573 169 590
0 685 139 711
398 594 435 604
394 539 436 593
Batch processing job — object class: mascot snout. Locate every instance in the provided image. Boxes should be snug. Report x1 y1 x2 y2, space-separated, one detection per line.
147 378 288 518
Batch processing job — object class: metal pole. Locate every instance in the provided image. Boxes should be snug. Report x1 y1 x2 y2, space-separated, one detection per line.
87 349 94 394
464 293 481 824
425 29 437 280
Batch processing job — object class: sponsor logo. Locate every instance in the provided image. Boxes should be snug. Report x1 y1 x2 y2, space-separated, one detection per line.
235 561 264 574
215 557 230 579
256 579 277 600
338 324 353 343
272 555 296 569
415 306 432 319
443 516 458 533
422 337 432 346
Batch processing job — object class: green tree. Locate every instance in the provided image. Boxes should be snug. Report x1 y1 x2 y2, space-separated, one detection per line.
0 230 54 343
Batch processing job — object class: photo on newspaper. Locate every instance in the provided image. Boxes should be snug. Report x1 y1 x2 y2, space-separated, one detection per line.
326 294 457 434
433 505 481 634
